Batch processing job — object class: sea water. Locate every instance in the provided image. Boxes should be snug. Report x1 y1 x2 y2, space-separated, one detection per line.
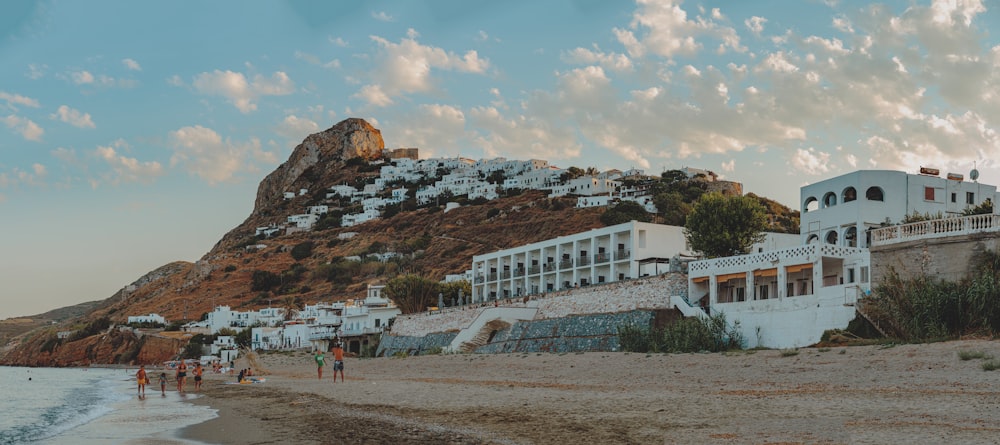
0 366 217 444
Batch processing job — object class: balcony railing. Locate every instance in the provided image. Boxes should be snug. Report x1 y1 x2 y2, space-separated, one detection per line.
528 265 540 274
615 249 631 260
870 213 1000 247
577 256 590 266
514 268 525 277
558 259 574 269
594 252 610 263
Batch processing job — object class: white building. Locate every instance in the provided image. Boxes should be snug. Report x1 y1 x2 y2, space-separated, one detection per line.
127 313 166 324
470 221 797 302
206 306 284 334
683 243 870 349
800 169 999 248
287 213 319 229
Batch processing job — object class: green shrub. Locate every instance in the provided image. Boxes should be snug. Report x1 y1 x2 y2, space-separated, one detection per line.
618 313 743 353
982 359 1000 371
958 350 990 361
290 241 315 261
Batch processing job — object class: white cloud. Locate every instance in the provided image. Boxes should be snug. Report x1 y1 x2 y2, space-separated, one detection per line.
0 92 40 110
746 16 766 35
71 70 95 85
613 0 743 59
356 32 490 106
94 140 163 185
276 115 319 143
51 105 95 128
1 115 43 141
790 148 832 175
294 51 340 69
192 70 295 113
468 106 582 161
389 104 468 157
122 58 142 71
371 11 393 22
169 125 276 184
329 36 348 47
721 159 735 172
26 64 46 80
563 46 633 72
167 75 184 87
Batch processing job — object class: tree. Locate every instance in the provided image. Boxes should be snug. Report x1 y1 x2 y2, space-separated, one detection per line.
384 274 441 314
600 201 651 226
235 327 252 349
653 191 691 226
964 198 993 216
279 295 303 321
684 192 768 258
290 241 314 260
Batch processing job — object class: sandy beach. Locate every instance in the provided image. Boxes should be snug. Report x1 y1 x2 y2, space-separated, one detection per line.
181 339 1000 444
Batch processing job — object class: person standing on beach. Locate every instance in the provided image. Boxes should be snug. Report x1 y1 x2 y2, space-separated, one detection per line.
314 349 325 379
158 371 167 396
193 362 204 392
332 343 345 383
176 360 187 393
136 365 147 397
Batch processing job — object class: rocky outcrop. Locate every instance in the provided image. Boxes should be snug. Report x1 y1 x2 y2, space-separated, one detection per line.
3 328 184 367
252 118 384 215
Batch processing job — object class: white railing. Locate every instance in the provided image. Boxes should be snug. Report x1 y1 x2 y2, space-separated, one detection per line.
869 214 1000 247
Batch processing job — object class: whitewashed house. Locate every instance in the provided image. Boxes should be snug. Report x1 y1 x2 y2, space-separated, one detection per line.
307 205 329 215
800 168 999 248
127 313 166 324
287 213 319 229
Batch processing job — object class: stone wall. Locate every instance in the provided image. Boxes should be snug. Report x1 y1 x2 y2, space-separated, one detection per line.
389 273 687 337
379 273 688 356
475 310 656 354
870 232 1000 285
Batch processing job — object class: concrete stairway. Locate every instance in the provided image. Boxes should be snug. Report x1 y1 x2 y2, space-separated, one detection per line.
445 307 538 353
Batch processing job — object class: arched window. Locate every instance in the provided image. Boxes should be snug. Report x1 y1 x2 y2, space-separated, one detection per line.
844 226 857 247
804 197 819 213
823 192 837 208
807 234 819 244
843 187 857 203
866 186 884 201
825 230 838 245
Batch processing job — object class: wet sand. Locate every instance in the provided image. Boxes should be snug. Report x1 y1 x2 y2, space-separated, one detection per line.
182 339 1000 444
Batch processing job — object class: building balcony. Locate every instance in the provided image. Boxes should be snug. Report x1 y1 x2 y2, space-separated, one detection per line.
594 252 611 263
578 256 591 266
513 268 525 277
615 249 631 260
558 259 574 269
528 265 540 275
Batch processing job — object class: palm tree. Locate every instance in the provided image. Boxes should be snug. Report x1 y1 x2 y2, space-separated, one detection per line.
280 296 302 321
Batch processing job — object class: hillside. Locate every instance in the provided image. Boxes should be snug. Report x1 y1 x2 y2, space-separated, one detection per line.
0 118 798 367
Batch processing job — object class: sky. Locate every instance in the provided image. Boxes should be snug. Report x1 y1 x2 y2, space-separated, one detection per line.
3 0 1000 319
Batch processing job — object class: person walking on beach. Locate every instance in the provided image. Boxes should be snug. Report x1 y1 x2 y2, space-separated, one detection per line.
332 343 345 383
135 365 148 397
158 371 167 396
193 362 204 392
314 349 326 379
176 360 188 393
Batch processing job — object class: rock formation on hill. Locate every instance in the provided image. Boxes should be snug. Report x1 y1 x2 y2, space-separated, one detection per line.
253 118 384 215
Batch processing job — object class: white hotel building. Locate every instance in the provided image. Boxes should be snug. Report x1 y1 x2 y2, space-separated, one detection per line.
471 221 798 303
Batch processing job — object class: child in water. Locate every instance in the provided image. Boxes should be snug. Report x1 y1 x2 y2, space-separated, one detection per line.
158 372 168 396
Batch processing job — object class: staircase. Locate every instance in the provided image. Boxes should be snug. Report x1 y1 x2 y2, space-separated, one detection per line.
444 307 538 353
854 302 889 338
458 319 511 353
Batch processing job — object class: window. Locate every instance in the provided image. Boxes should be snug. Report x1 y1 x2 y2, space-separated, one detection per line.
758 285 769 300
866 187 884 201
735 287 745 302
843 187 857 203
924 186 935 201
804 197 819 212
823 192 837 208
847 268 856 283
951 192 957 203
967 192 975 205
860 266 869 283
826 230 838 245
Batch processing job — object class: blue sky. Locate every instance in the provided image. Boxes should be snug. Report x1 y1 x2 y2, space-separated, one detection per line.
3 0 999 319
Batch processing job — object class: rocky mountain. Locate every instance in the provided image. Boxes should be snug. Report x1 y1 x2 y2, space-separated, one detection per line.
0 117 798 367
